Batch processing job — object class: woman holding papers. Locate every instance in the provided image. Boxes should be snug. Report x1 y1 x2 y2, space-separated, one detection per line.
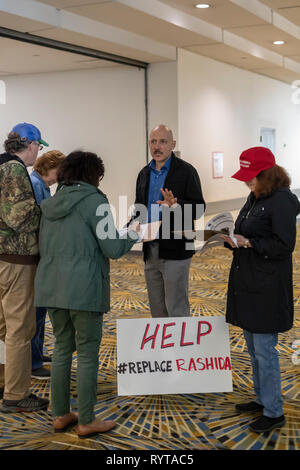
34 151 140 438
223 147 300 433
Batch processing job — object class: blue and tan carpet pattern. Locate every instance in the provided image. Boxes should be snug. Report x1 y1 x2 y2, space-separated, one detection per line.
0 239 299 450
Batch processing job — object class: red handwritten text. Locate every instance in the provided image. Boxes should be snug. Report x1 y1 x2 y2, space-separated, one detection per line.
140 320 212 350
176 356 231 371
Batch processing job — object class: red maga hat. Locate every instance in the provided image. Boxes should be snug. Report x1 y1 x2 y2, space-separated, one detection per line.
232 146 276 182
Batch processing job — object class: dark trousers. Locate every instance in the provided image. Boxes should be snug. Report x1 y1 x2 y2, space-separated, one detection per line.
31 307 47 370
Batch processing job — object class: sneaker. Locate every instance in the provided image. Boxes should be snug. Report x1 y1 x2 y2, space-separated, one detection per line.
43 355 52 365
31 366 50 380
0 393 49 413
249 415 285 433
236 401 264 413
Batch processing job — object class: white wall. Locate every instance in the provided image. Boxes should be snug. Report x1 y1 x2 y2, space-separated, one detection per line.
0 65 146 221
2 52 300 212
177 49 300 203
148 61 178 139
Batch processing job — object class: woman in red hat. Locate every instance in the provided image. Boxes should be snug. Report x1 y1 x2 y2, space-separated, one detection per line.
222 146 300 433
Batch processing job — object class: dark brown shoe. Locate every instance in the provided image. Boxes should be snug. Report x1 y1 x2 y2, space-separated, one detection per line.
53 412 78 433
76 418 116 439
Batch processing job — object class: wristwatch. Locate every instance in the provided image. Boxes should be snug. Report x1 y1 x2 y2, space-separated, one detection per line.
243 239 250 248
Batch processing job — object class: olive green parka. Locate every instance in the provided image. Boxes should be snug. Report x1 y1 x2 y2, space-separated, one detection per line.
34 182 137 313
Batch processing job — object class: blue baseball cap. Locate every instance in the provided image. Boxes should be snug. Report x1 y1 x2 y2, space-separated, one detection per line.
12 122 49 147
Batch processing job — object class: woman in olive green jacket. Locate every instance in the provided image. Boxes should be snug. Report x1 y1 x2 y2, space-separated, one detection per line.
34 151 139 438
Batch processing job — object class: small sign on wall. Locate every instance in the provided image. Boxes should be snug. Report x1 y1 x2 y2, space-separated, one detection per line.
117 316 232 396
212 152 224 179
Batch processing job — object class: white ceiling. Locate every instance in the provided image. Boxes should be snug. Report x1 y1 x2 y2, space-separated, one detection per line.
0 0 300 83
0 36 118 75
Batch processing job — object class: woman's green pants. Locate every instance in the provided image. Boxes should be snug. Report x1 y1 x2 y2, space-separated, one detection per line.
48 308 103 425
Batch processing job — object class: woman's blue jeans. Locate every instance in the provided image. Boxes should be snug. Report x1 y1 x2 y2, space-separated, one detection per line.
243 329 283 418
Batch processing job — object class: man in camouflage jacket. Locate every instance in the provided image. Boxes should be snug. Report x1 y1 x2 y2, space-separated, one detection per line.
0 155 40 257
0 123 50 413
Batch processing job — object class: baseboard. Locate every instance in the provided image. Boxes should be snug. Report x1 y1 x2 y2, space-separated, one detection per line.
205 197 247 215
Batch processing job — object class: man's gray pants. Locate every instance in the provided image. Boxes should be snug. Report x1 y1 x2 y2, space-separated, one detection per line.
144 242 191 318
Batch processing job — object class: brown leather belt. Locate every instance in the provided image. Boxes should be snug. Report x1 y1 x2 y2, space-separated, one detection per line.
0 254 40 265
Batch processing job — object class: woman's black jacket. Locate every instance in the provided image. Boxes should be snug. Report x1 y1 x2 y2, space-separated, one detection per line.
226 187 300 333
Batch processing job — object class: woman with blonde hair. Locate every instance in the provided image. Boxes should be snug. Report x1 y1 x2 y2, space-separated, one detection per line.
30 150 65 380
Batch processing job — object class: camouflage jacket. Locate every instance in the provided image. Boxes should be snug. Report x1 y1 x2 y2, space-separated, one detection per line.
0 153 40 255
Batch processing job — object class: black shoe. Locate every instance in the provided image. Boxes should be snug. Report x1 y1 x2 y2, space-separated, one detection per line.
0 387 3 400
0 393 49 413
31 367 51 380
235 401 264 413
249 415 285 433
43 355 52 365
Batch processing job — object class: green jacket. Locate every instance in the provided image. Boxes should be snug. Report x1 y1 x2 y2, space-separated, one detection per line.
34 182 138 312
0 155 40 255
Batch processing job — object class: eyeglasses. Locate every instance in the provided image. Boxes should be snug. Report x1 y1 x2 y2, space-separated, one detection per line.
32 141 44 151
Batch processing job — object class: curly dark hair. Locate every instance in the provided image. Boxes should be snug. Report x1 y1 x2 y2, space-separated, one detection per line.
254 165 291 197
57 151 105 187
4 132 30 154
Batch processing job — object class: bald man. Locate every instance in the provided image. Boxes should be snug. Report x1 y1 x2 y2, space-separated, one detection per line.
133 125 206 317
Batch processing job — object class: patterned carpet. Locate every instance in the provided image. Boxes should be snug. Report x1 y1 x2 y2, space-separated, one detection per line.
0 238 299 451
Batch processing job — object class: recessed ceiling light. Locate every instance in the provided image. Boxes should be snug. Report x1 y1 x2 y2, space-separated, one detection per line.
195 3 210 8
273 40 285 45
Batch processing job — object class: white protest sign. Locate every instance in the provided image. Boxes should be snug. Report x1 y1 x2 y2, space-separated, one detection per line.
117 316 232 396
0 340 5 364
